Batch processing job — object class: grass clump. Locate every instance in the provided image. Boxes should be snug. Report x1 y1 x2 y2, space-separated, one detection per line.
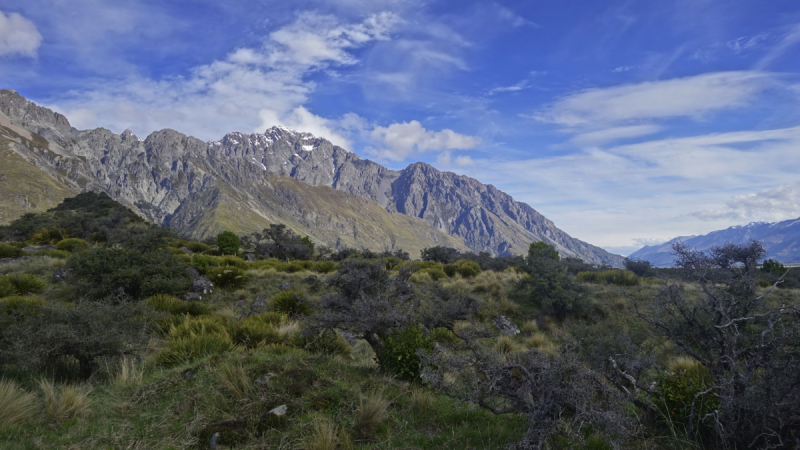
32 249 70 259
575 270 640 286
0 277 17 298
0 243 24 259
1 273 46 295
302 417 339 450
0 379 38 427
155 333 235 367
0 295 46 316
218 363 251 399
410 387 434 415
207 266 248 289
55 238 89 253
493 334 525 355
270 290 312 316
146 294 212 316
38 379 92 422
355 393 390 437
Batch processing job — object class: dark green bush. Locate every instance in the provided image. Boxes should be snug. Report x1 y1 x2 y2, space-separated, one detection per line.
269 290 311 317
0 243 23 259
207 266 248 289
2 301 156 379
314 261 338 273
575 270 639 286
0 277 18 298
33 249 70 259
443 259 482 278
55 238 89 253
155 333 234 367
216 231 240 255
654 363 718 437
375 325 434 381
419 268 448 281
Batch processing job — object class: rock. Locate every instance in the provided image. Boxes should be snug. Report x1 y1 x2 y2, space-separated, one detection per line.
255 373 277 384
251 295 268 312
21 246 38 253
302 275 319 283
209 432 221 450
179 246 193 254
494 316 520 337
186 266 200 280
269 405 287 416
181 292 202 302
244 253 256 262
52 268 71 283
192 276 213 294
234 300 247 309
279 282 293 291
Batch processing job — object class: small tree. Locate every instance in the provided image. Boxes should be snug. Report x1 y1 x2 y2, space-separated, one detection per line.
216 230 240 255
760 258 786 274
630 241 800 448
420 246 461 264
516 242 589 320
624 257 654 277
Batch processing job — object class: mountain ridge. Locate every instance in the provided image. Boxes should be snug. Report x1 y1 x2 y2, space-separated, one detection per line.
0 89 623 265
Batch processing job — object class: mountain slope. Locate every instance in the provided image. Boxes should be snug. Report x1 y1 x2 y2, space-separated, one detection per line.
0 89 622 265
629 218 800 266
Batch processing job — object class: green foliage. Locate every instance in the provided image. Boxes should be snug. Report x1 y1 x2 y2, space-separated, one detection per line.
418 267 448 281
216 231 240 255
293 329 351 357
155 333 235 367
314 261 338 273
654 364 718 436
0 296 46 317
145 294 212 316
528 241 560 261
575 270 640 286
227 317 282 349
191 254 215 275
760 259 786 274
55 238 89 253
33 249 70 259
443 259 481 278
1 274 46 295
0 243 23 259
375 325 434 381
0 277 18 298
207 266 248 289
270 290 311 317
623 258 653 277
66 243 191 300
28 226 68 245
2 301 156 380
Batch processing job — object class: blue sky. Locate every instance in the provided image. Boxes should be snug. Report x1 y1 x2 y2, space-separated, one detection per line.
2 0 800 255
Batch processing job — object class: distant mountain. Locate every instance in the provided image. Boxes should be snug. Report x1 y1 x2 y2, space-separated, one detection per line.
629 219 800 267
0 89 623 265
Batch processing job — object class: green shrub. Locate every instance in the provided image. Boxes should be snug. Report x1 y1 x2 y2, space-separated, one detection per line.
207 266 248 289
285 260 313 273
146 294 212 316
191 254 215 274
167 316 229 339
654 363 718 435
0 243 23 259
2 274 46 294
216 231 240 255
314 261 338 273
155 333 235 367
375 325 434 381
56 238 89 253
293 329 351 357
28 226 67 245
33 249 70 259
0 296 47 317
0 277 17 298
443 259 482 278
419 268 448 281
270 290 311 317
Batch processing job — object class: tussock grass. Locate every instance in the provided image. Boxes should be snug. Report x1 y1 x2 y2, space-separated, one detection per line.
302 417 339 450
494 334 525 355
410 387 434 415
218 363 251 399
0 379 38 427
146 294 212 316
38 379 92 422
155 333 235 367
525 332 558 355
113 357 144 386
668 356 702 373
521 319 539 334
355 393 390 436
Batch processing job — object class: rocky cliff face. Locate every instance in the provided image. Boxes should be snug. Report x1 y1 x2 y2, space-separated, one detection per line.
0 89 623 265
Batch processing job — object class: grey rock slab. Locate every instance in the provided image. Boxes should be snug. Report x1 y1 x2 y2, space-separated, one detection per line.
494 315 520 337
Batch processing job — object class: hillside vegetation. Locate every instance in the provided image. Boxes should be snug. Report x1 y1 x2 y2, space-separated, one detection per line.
1 194 799 450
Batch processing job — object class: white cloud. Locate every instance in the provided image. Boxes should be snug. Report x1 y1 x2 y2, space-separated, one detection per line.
535 71 773 127
488 80 528 95
756 23 800 70
727 33 769 53
50 12 399 142
0 11 42 57
612 66 634 73
569 124 661 146
692 184 800 222
369 120 481 161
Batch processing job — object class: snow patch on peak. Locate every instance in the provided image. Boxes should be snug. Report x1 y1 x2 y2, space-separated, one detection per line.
302 144 314 151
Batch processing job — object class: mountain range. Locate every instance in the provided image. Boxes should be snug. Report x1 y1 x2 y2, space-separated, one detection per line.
0 88 623 266
629 218 800 267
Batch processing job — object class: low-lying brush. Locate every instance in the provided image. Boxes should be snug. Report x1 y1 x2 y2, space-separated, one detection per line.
0 243 23 259
146 294 213 316
55 238 89 253
1 274 46 295
39 379 92 422
155 333 235 367
270 290 312 316
575 269 640 286
0 379 38 427
207 266 248 289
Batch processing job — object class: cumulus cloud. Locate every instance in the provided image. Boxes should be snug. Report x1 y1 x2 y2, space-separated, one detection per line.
692 185 800 222
534 71 773 127
50 12 399 142
0 11 42 57
369 120 481 161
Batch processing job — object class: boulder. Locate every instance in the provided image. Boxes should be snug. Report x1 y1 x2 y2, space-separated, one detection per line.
52 267 71 283
268 405 287 416
192 276 213 294
279 282 293 291
493 315 520 337
244 253 256 262
302 275 319 283
179 246 193 254
181 292 202 302
186 266 200 280
251 295 268 312
255 373 277 384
